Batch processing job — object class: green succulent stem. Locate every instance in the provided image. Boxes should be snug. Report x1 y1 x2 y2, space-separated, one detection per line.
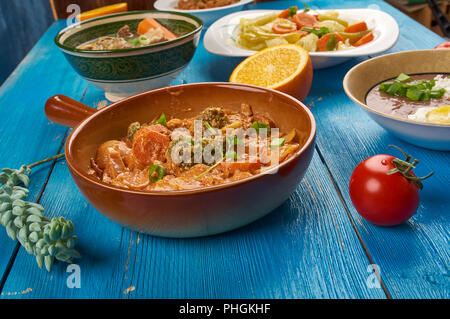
0 153 80 272
27 153 65 169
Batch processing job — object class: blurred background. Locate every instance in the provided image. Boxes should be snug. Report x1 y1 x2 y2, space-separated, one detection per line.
0 0 448 85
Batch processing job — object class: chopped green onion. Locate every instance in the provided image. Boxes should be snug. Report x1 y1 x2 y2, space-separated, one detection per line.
149 164 165 183
155 113 167 126
386 81 402 95
301 27 329 38
379 82 393 92
326 34 336 51
429 79 435 88
138 36 150 45
406 87 424 101
270 138 285 148
379 74 445 101
395 73 411 82
430 88 446 99
252 121 270 134
127 38 140 46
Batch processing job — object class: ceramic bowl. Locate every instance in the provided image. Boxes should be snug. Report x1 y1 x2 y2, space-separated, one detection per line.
343 50 450 151
204 8 399 69
45 83 316 238
154 0 253 26
55 11 203 102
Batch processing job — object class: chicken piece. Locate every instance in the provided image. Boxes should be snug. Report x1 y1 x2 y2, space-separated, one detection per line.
117 25 133 38
96 140 130 170
113 168 150 190
103 147 127 180
241 103 253 116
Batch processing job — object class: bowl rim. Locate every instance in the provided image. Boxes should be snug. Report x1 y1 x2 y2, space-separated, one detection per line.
54 10 204 55
154 0 253 13
65 82 316 196
343 49 450 128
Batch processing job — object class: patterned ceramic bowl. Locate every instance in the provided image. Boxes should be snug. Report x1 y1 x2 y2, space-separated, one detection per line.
55 11 203 101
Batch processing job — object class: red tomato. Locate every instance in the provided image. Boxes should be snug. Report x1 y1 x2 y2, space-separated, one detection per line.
349 154 422 226
435 41 450 49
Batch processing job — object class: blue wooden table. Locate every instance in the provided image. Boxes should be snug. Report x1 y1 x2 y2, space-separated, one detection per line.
0 0 448 299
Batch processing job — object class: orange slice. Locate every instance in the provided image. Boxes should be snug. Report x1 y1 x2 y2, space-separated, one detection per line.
77 3 128 22
229 44 313 101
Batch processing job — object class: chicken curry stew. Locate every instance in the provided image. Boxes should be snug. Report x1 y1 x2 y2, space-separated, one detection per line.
88 105 302 191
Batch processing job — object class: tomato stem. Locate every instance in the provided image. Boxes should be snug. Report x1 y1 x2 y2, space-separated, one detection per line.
386 145 433 190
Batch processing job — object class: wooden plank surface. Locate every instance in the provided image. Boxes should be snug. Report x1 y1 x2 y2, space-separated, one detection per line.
308 0 450 298
0 21 88 291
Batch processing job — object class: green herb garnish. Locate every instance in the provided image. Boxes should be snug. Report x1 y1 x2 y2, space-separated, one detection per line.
149 164 165 183
301 27 329 37
379 73 446 102
270 138 285 148
252 121 270 134
0 154 80 272
395 73 411 82
288 6 298 17
155 113 167 126
430 88 446 99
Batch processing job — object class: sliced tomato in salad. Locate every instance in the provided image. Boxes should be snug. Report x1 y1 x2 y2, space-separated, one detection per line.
272 22 297 34
292 12 318 28
278 6 298 19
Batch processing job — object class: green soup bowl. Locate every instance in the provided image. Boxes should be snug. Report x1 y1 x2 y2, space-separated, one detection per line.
55 11 203 101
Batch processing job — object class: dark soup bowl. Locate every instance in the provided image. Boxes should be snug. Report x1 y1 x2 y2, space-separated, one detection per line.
45 83 316 237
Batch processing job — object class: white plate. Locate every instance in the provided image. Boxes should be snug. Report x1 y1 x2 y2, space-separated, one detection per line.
154 0 253 26
204 8 400 69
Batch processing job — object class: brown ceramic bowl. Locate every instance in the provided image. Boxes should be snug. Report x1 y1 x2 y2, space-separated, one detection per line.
343 50 450 150
45 83 316 238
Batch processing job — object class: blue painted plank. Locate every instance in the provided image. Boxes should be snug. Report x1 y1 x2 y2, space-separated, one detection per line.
0 0 54 84
119 152 387 298
306 0 450 298
0 20 88 285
